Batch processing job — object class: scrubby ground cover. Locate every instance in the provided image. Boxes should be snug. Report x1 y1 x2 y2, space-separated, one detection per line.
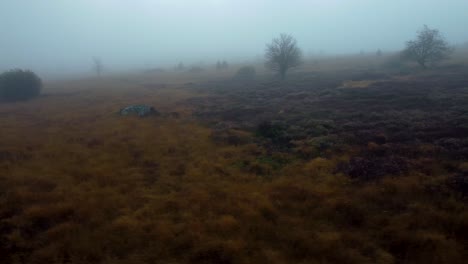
1 61 468 263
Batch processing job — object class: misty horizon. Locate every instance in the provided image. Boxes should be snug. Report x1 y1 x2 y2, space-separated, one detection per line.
1 0 468 78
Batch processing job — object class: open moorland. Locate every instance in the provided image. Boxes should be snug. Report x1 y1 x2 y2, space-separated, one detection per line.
1 54 468 263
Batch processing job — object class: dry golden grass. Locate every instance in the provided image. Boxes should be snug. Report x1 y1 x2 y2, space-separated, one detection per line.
0 70 467 264
339 80 379 89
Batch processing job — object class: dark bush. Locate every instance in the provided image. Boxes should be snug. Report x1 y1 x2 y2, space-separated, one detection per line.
381 56 411 74
233 66 256 81
211 129 251 146
257 121 284 139
447 173 468 198
0 69 42 102
435 138 468 159
338 156 408 182
256 121 291 146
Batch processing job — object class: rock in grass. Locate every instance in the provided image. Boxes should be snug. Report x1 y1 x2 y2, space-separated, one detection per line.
119 105 159 117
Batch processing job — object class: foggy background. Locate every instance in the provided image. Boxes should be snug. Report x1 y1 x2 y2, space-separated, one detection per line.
1 0 468 78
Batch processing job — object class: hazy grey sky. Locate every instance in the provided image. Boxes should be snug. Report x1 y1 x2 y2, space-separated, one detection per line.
1 0 468 77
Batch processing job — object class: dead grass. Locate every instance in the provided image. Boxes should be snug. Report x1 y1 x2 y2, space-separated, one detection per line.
0 63 467 263
339 80 379 89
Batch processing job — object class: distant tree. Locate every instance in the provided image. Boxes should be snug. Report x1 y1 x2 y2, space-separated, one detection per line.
265 33 302 79
176 62 185 71
0 69 42 102
376 49 383 57
221 60 229 69
216 60 222 70
402 25 452 68
92 57 103 76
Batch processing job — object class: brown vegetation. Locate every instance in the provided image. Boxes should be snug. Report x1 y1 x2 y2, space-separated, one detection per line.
1 56 468 263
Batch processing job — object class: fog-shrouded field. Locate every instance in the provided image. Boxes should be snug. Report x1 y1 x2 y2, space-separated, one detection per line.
1 1 468 264
2 0 468 78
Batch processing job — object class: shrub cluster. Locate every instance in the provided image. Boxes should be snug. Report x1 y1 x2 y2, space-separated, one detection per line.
448 172 468 198
339 156 408 182
233 66 256 81
0 69 42 102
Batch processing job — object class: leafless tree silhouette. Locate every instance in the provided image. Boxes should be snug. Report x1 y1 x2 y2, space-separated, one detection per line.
92 57 103 76
376 49 383 57
176 61 185 71
265 33 302 79
402 25 452 68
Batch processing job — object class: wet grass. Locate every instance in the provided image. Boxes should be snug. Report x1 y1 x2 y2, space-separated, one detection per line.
1 60 468 263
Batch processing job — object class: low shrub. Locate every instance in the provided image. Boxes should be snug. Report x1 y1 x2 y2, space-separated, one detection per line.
338 156 408 181
234 66 256 81
447 173 468 198
256 120 291 147
0 69 42 102
188 66 204 73
381 55 412 74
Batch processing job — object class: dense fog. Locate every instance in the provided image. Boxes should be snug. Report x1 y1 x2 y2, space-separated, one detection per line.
1 0 468 78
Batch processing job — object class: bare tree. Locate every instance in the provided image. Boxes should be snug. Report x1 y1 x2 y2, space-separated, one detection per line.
216 60 228 70
376 49 383 57
265 33 302 79
176 62 185 71
402 25 452 68
221 60 228 69
92 57 103 76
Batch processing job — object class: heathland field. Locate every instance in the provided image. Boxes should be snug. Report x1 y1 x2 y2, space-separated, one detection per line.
1 55 468 263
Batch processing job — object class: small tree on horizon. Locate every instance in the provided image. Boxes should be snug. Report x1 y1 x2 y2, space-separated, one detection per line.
265 33 302 79
402 25 452 68
176 62 185 71
376 49 383 57
221 60 228 69
216 60 229 70
92 57 103 77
